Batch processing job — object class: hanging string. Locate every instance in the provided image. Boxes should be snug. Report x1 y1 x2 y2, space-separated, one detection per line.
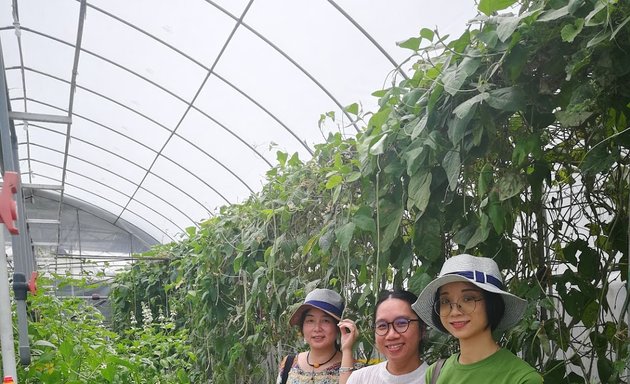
374 155 382 306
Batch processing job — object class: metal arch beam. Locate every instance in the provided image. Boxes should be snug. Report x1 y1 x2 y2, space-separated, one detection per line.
21 11 307 165
26 170 176 242
201 0 362 133
31 165 188 239
2 28 262 194
9 0 33 185
8 111 71 125
10 90 233 212
326 0 409 81
54 0 87 276
25 188 159 249
21 141 202 232
104 0 257 228
2 0 412 239
210 71 314 154
49 253 169 261
19 119 216 220
10 65 253 199
4 23 286 237
80 2 315 156
12 99 226 218
1 30 269 198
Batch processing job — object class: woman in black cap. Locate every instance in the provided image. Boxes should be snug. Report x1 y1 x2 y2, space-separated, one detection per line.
277 288 359 384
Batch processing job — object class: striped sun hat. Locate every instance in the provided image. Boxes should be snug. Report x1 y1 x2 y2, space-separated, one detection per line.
412 254 527 332
289 288 344 326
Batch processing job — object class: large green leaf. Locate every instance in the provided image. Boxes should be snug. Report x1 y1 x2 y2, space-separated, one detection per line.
403 139 428 176
496 172 526 201
453 92 489 118
577 246 599 281
579 300 598 328
379 198 404 231
496 16 521 42
352 206 376 233
411 114 428 139
413 216 442 261
408 269 434 295
504 44 528 82
325 174 343 189
369 133 388 155
335 222 356 251
580 142 617 175
407 171 432 215
478 0 518 16
555 110 593 127
538 6 570 22
380 204 403 251
398 37 421 51
442 149 461 191
465 214 491 249
561 18 585 43
448 102 476 144
478 163 493 196
487 199 506 234
442 56 481 95
486 87 525 112
597 356 615 383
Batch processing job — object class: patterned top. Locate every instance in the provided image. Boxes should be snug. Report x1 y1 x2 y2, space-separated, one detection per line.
276 356 363 384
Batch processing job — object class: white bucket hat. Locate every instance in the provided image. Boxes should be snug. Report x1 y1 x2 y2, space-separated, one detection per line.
289 288 344 326
412 254 527 332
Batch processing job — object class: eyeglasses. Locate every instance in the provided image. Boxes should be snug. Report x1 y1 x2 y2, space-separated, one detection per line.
435 295 484 317
373 317 420 336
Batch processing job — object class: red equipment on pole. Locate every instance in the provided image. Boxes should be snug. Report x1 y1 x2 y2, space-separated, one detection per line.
0 172 19 235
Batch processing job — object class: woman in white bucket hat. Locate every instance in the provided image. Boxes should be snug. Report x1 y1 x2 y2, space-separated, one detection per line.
276 288 360 384
412 254 542 384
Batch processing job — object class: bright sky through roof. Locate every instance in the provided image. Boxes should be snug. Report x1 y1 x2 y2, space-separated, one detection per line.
1 0 479 243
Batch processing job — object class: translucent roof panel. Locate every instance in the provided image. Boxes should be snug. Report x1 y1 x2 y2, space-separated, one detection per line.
1 0 478 244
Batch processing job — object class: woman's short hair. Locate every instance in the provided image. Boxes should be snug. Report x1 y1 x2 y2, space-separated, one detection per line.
430 289 506 333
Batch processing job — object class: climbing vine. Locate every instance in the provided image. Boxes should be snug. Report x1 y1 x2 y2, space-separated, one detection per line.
111 0 630 382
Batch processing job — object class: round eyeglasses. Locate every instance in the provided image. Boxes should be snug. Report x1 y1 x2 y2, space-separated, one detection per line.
435 295 484 317
373 317 420 336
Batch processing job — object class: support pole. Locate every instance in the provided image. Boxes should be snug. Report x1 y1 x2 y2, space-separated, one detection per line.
12 273 29 365
0 230 17 380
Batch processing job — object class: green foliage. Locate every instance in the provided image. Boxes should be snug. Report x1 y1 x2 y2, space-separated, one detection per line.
17 276 192 383
110 0 630 382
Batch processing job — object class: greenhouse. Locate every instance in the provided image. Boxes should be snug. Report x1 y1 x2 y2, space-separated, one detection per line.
0 0 628 383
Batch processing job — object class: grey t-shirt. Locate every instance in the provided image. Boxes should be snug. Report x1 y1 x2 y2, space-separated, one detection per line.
347 361 428 384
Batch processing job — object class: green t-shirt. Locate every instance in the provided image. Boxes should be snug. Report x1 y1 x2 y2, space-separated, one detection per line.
425 348 543 384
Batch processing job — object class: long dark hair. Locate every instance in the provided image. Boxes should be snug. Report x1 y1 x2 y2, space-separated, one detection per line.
375 290 426 354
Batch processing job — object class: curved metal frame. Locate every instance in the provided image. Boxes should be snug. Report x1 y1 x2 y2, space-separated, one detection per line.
3 0 413 244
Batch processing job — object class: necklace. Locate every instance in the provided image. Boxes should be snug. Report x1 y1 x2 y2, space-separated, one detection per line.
306 350 338 369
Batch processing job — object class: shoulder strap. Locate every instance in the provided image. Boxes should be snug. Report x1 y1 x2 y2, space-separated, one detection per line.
281 354 295 384
430 358 446 384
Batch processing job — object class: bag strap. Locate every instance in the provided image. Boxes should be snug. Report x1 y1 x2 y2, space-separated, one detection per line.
281 354 295 384
430 358 446 384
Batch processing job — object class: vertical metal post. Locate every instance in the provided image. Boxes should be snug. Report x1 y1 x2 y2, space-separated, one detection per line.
0 230 17 380
0 34 31 375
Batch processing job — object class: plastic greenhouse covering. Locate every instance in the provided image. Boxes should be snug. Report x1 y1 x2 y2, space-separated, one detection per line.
0 0 477 278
